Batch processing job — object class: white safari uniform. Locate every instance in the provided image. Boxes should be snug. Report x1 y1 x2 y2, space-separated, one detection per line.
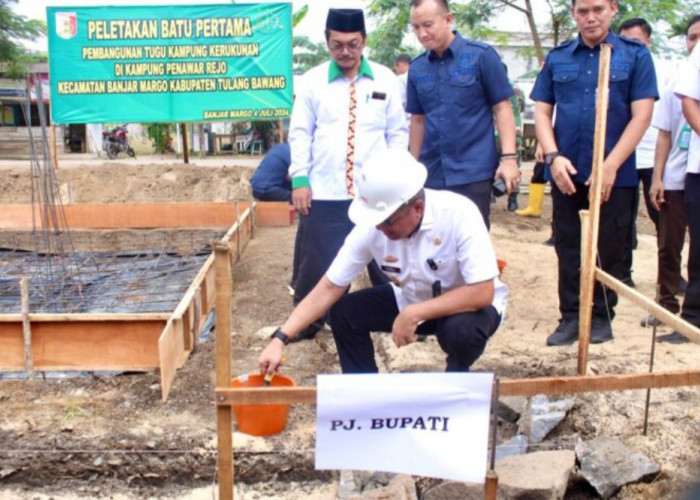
653 73 689 189
674 43 700 174
289 58 407 199
326 189 508 315
635 56 671 170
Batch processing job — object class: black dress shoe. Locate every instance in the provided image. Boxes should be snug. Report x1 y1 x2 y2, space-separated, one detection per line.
544 235 555 247
656 331 689 344
590 316 613 343
546 318 579 346
621 276 635 288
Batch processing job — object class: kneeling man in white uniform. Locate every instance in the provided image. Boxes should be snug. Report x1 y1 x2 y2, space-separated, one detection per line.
259 148 507 375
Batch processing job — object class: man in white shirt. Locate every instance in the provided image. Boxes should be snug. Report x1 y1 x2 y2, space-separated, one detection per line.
259 149 506 375
670 21 700 343
643 15 700 334
288 9 408 341
618 18 662 287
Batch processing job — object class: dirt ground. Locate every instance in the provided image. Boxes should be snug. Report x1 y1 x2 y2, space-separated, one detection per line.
0 157 699 499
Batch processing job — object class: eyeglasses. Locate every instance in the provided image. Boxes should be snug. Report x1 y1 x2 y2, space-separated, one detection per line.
378 202 410 227
328 40 364 52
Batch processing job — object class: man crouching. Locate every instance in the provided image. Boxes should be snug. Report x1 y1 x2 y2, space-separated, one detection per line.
259 148 507 375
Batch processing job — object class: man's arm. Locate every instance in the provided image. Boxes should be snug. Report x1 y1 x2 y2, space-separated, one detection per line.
391 281 494 347
682 96 700 136
493 98 520 193
409 114 425 159
384 73 409 149
288 77 315 215
534 101 578 195
258 276 348 375
649 129 672 211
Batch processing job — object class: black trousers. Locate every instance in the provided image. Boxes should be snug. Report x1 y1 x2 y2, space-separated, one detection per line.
329 284 501 373
444 179 493 229
551 182 635 320
681 174 700 327
293 200 387 337
531 161 546 185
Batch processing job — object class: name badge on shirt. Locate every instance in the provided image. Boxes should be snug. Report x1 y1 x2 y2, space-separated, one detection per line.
679 124 691 151
371 91 387 100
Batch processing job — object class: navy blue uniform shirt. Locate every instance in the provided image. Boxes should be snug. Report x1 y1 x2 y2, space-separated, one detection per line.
530 31 658 187
250 142 292 202
406 33 513 188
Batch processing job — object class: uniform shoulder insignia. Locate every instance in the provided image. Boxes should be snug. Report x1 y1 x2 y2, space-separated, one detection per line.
550 38 575 52
618 35 645 47
411 51 428 63
464 39 490 50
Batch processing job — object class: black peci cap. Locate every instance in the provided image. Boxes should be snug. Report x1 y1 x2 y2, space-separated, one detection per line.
326 9 365 33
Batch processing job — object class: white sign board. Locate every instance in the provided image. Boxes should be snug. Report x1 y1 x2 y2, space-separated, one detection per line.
315 372 494 482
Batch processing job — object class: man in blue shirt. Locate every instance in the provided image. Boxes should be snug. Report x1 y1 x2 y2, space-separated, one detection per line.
250 142 292 202
531 0 657 346
406 0 520 227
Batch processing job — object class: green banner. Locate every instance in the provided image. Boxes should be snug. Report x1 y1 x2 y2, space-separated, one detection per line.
47 4 293 124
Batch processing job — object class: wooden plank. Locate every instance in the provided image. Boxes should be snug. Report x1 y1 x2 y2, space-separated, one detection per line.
158 320 180 401
0 312 171 322
214 370 700 406
578 43 612 375
0 203 245 230
0 319 166 371
500 370 700 397
254 201 294 226
214 244 234 500
595 269 700 344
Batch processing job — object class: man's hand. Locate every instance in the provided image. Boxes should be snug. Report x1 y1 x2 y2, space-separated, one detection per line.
534 143 544 163
258 339 285 378
584 160 618 203
391 308 419 347
495 158 520 194
649 177 665 211
550 156 577 195
292 187 312 215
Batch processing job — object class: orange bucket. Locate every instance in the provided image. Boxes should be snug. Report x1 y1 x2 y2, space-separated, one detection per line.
231 373 295 437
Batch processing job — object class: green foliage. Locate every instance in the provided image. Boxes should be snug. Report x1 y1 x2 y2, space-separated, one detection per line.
146 123 173 154
0 0 47 76
293 35 329 73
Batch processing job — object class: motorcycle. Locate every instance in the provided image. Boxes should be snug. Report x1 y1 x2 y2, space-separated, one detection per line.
102 124 135 159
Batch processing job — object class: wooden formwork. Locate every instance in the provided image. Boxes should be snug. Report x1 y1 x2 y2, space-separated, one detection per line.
0 201 293 400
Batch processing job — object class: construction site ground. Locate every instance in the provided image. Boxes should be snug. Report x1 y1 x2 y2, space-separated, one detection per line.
0 155 698 499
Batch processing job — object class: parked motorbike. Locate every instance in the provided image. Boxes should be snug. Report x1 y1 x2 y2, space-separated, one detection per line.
102 124 135 159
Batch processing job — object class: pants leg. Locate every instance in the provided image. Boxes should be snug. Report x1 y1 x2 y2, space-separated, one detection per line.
551 182 588 318
622 178 640 281
594 187 635 319
444 179 493 229
329 285 399 373
657 190 687 313
294 200 354 335
639 168 660 230
290 218 302 289
432 307 501 372
531 161 546 184
681 174 700 327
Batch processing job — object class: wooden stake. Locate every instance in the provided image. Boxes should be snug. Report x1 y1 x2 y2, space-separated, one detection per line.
214 243 233 500
485 470 499 500
20 278 34 379
277 118 284 143
578 43 611 375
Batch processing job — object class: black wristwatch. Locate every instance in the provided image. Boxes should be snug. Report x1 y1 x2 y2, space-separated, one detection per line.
544 151 562 165
270 327 291 345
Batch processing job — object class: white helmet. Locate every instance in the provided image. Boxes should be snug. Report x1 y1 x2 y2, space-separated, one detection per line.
348 148 427 226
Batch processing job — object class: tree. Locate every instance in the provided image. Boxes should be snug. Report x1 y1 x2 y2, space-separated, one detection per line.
0 0 47 77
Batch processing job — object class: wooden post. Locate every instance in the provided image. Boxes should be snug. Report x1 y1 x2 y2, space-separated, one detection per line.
578 43 611 375
180 123 189 164
214 243 233 500
277 118 284 143
49 125 59 169
20 278 35 379
485 470 499 500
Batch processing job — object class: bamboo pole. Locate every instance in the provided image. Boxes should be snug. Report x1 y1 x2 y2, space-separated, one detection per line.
20 278 34 379
578 43 611 375
214 243 233 500
49 125 59 169
180 123 189 164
